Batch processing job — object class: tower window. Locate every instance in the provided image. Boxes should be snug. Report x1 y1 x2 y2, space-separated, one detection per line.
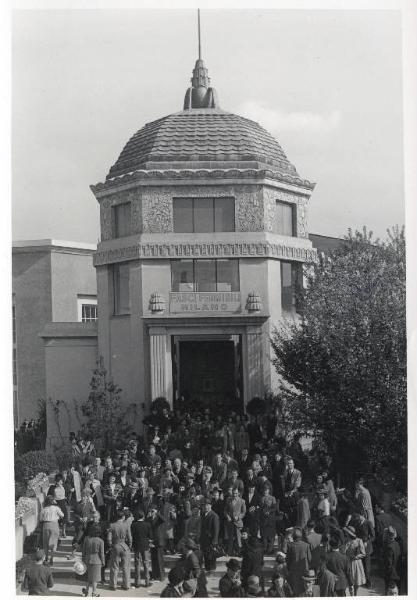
173 197 235 232
276 201 295 236
171 259 239 292
113 202 132 238
113 263 130 315
281 261 302 312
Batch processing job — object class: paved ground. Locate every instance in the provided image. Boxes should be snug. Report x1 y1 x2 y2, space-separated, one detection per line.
17 533 386 597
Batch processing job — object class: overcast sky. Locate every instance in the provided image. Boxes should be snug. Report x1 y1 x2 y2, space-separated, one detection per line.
12 9 404 243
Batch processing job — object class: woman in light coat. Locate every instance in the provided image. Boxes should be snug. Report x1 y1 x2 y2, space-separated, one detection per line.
40 495 64 564
344 526 366 595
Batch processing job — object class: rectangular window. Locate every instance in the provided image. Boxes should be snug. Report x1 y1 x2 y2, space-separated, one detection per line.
113 202 132 238
81 304 98 322
214 197 235 232
281 261 302 312
173 198 235 232
173 198 193 233
171 259 239 292
216 259 239 291
276 201 295 236
195 259 216 292
113 263 130 314
77 296 97 322
171 260 194 291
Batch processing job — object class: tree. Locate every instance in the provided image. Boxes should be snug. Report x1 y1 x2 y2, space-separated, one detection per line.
80 356 137 450
271 227 406 489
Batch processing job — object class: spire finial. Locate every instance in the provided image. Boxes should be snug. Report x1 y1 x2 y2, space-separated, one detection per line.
198 9 201 60
183 9 220 110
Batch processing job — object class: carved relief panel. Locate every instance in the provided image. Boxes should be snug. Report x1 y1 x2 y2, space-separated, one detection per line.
263 187 310 238
100 189 142 241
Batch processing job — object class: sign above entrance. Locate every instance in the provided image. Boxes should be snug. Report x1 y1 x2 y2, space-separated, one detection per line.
170 292 241 314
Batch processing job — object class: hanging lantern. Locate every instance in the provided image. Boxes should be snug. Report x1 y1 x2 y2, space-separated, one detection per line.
149 292 166 313
246 291 262 312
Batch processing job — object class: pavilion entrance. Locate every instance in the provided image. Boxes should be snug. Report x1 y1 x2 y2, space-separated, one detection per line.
172 336 243 414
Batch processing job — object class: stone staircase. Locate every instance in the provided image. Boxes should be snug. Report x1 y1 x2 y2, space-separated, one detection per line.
17 527 386 597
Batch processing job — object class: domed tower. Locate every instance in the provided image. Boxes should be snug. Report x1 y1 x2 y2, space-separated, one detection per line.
90 28 316 419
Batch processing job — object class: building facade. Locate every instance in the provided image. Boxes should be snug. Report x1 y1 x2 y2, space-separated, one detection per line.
12 240 97 426
89 56 317 418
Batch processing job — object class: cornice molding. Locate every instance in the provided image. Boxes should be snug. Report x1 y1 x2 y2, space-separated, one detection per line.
91 168 315 197
93 241 317 266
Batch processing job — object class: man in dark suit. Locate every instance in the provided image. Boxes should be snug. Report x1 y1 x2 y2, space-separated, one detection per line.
241 534 264 590
281 458 302 524
286 527 312 596
131 510 152 588
271 449 286 501
201 497 220 574
383 526 401 594
124 480 142 513
326 537 353 596
147 505 166 582
219 558 246 597
237 448 251 478
212 453 227 486
243 482 261 538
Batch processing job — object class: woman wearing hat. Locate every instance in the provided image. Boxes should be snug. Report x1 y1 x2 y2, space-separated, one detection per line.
81 523 105 597
343 525 366 595
300 569 318 597
39 495 64 565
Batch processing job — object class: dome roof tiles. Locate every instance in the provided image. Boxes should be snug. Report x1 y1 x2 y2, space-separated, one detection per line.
106 109 300 181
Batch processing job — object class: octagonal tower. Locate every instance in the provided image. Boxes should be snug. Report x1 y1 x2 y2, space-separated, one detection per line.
90 52 316 419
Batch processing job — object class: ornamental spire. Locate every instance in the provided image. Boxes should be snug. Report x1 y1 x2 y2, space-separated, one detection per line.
183 9 220 110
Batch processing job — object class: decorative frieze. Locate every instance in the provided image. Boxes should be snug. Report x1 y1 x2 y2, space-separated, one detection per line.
93 241 317 266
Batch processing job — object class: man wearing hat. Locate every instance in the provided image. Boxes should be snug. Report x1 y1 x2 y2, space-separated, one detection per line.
180 537 208 596
246 574 263 597
147 504 166 582
286 527 312 596
383 526 401 594
219 559 245 597
201 496 220 574
301 569 318 597
22 550 54 596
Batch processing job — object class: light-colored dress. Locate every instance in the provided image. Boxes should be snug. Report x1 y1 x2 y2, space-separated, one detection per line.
345 538 366 587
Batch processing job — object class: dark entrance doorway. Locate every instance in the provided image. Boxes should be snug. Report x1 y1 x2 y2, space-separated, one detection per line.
174 339 243 414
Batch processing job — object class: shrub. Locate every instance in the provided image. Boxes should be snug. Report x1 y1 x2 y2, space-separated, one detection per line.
53 445 75 471
14 450 57 484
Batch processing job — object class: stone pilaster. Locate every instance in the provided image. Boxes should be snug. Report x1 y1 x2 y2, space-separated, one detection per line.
245 326 264 401
149 327 172 404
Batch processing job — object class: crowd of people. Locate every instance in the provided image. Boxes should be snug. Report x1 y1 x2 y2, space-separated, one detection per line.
22 403 406 597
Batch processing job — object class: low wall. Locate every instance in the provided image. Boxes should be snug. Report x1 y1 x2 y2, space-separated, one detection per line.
15 478 53 561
